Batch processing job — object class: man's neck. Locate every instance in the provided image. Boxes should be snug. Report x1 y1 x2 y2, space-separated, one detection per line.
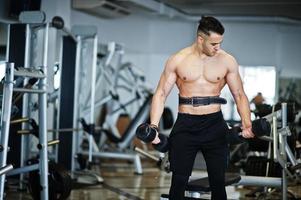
192 43 207 59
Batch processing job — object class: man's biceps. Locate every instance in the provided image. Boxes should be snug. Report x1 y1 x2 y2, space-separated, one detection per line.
227 75 242 86
165 81 174 91
228 83 240 95
169 75 177 85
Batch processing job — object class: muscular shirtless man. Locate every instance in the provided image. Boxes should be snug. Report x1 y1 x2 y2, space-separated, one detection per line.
150 16 255 200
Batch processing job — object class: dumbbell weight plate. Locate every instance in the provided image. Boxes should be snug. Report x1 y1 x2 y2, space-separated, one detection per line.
28 161 72 200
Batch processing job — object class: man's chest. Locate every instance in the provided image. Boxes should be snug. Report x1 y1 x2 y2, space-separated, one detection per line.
176 59 227 83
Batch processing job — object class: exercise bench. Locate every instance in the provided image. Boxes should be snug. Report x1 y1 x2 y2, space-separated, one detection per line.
160 173 242 200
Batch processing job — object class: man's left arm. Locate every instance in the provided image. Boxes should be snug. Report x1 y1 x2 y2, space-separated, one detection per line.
225 55 254 138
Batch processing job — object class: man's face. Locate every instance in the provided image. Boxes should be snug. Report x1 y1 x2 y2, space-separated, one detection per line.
198 32 223 56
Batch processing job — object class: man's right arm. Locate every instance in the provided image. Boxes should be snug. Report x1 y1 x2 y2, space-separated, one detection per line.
225 55 254 138
150 56 177 144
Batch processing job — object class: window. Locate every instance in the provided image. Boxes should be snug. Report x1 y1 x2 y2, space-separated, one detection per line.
222 66 276 121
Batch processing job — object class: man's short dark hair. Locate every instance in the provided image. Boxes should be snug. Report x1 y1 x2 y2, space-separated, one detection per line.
197 16 224 36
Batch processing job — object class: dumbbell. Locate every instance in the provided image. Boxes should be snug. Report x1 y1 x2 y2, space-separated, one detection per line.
227 118 271 145
135 123 169 153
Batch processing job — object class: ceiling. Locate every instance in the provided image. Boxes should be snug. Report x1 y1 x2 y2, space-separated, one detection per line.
158 0 301 21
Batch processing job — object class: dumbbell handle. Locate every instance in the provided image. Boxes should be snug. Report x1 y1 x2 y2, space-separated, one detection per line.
231 127 256 140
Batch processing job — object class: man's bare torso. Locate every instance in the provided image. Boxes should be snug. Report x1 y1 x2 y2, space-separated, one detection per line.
174 46 230 114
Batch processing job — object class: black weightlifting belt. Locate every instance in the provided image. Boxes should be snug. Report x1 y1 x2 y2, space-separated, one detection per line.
179 95 227 106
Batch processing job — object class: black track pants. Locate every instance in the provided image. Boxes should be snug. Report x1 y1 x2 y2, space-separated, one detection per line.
168 111 229 200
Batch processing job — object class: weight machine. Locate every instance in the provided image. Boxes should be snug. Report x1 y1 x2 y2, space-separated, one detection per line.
0 11 50 200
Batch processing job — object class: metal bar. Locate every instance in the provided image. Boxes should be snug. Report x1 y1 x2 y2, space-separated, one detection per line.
47 140 60 146
263 110 281 122
54 36 64 164
14 68 45 78
281 103 287 128
105 42 116 67
234 176 281 187
12 78 39 104
88 35 98 163
0 165 13 176
38 22 49 200
278 127 291 136
285 144 297 166
90 35 98 123
20 24 31 190
83 65 102 107
176 175 282 198
134 154 143 175
273 116 278 161
71 35 82 172
260 135 273 142
48 128 82 132
10 118 30 124
111 97 138 114
0 63 14 200
118 100 151 149
7 163 39 176
19 11 46 24
265 130 273 193
17 130 31 135
82 95 112 114
134 147 160 162
19 126 103 133
116 73 136 88
81 151 139 160
281 103 287 200
13 88 46 93
61 27 78 42
276 151 294 179
5 25 10 62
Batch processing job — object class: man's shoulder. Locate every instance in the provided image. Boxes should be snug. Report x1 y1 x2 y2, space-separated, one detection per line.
168 47 191 65
217 50 238 67
174 46 191 58
218 50 236 61
219 50 238 71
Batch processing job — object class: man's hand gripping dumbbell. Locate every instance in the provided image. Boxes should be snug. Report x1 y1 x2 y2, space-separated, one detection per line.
227 118 271 145
135 123 169 153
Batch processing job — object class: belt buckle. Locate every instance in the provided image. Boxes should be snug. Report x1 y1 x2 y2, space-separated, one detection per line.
191 98 199 107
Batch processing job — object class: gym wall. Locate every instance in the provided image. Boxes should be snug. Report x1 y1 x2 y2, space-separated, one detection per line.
222 21 301 78
2 0 301 81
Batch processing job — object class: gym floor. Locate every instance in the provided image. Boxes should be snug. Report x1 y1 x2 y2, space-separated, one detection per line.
4 158 301 200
